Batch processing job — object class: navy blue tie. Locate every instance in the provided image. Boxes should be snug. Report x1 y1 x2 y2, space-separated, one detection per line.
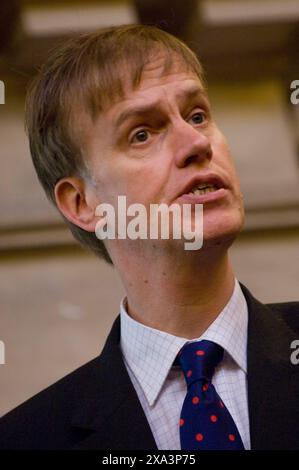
178 340 245 450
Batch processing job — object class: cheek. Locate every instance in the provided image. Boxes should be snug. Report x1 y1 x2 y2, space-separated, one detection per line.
123 157 171 203
91 137 171 205
213 132 231 162
214 135 240 181
225 154 239 180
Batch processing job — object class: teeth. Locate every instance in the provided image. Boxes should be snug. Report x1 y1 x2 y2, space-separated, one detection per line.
189 184 217 195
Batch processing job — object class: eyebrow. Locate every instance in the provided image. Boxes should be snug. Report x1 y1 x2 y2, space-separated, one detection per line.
114 85 208 129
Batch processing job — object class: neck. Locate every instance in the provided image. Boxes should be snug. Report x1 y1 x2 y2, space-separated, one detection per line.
115 243 236 339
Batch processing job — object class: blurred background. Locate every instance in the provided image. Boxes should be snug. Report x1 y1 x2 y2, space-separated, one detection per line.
0 0 298 416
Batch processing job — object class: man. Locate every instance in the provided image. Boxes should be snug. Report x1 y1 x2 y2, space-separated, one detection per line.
0 24 298 450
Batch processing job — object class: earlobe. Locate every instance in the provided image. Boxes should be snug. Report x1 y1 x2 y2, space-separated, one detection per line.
54 177 97 233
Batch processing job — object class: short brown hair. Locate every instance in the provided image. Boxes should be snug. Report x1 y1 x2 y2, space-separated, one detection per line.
25 24 205 265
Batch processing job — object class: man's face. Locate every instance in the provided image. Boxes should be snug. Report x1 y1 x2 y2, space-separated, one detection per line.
83 55 244 251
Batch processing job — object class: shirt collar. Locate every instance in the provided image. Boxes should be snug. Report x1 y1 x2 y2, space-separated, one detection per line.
120 279 248 406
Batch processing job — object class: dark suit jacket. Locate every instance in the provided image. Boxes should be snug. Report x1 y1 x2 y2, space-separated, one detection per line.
0 284 299 450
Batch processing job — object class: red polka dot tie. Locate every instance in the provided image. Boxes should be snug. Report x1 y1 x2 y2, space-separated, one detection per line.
177 340 245 450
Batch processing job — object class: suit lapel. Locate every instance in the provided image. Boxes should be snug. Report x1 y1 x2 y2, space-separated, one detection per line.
70 316 157 450
242 284 299 449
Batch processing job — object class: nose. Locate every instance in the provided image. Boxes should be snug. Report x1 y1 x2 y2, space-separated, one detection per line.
171 117 212 168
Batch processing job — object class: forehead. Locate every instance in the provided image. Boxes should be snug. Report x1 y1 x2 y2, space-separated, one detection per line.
105 56 207 118
126 53 203 94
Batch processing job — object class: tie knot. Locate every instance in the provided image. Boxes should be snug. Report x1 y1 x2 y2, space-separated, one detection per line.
177 340 224 386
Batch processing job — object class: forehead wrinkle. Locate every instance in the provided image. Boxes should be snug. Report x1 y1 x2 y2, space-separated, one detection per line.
114 83 208 129
115 100 164 129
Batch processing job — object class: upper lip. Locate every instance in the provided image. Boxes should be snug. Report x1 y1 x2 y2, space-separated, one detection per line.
177 173 228 198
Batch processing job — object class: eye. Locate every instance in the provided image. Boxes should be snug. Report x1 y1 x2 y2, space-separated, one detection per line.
189 112 206 125
131 129 149 143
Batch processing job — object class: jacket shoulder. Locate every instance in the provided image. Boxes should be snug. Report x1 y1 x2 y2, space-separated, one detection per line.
0 354 103 449
0 315 122 450
266 301 299 332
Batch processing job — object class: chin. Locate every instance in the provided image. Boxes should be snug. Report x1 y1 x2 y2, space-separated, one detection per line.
201 210 245 250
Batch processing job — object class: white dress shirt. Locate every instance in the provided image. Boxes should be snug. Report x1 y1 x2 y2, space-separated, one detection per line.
120 279 251 450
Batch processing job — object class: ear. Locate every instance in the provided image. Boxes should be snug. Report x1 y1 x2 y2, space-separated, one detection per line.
54 176 98 232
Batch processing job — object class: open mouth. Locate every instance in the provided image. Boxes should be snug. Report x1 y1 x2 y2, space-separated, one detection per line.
188 183 219 196
175 174 228 204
